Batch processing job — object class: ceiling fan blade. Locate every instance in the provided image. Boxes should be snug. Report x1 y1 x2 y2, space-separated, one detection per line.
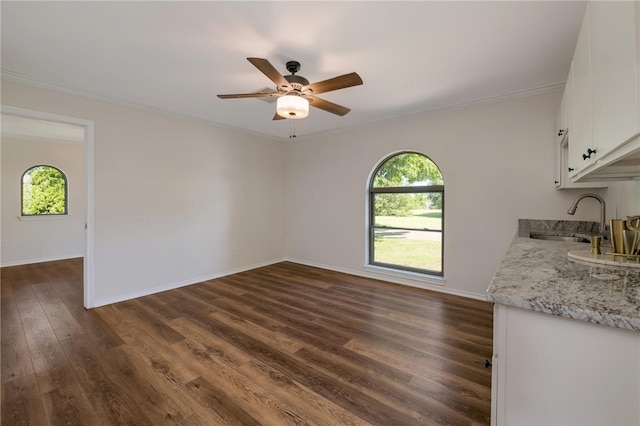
247 58 291 91
217 92 279 99
303 72 363 95
306 95 351 116
272 113 286 120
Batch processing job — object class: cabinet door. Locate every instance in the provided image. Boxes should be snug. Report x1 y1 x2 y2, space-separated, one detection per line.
570 6 594 177
564 62 576 179
565 61 574 143
590 1 639 156
553 92 565 188
555 63 607 189
491 304 506 426
557 142 607 189
495 305 640 426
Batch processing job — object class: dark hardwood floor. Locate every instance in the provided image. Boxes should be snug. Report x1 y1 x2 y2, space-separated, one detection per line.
1 258 493 425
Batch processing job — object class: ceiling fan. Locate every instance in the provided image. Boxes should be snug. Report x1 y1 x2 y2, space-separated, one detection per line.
217 58 363 120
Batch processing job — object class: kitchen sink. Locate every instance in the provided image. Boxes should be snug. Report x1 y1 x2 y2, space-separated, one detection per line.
529 232 591 243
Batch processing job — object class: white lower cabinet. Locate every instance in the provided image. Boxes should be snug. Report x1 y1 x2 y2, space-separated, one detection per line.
492 304 640 426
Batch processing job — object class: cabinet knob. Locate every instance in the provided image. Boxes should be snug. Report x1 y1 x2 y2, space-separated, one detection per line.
568 167 574 172
583 148 597 160
558 129 565 136
554 180 559 184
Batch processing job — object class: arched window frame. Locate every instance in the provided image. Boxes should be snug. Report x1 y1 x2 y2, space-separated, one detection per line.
368 151 444 276
21 165 69 216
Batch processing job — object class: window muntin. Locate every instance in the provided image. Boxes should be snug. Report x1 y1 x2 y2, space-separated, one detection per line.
369 152 444 275
21 165 68 216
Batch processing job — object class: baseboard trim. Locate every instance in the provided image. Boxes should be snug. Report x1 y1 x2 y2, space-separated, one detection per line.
285 257 488 302
1 254 84 268
8 255 487 305
91 257 286 308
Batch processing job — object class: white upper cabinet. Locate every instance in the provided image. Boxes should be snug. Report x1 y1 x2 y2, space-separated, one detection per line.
590 1 638 153
554 90 565 188
568 1 640 181
569 8 594 177
557 61 606 189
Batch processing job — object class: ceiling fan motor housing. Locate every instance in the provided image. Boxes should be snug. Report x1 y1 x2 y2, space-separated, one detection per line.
284 74 310 92
281 61 309 92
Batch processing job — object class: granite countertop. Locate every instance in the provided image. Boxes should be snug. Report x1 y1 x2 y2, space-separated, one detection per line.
487 220 640 332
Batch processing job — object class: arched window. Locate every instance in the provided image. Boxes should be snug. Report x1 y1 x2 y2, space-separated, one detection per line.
369 152 444 276
21 165 68 216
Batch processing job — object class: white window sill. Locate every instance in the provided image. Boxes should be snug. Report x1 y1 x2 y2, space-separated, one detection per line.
18 214 70 221
364 264 445 286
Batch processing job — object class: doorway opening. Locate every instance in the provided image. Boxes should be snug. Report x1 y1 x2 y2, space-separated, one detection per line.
1 106 95 308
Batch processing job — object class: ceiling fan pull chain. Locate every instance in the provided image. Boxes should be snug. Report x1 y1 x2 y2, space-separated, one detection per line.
289 120 297 138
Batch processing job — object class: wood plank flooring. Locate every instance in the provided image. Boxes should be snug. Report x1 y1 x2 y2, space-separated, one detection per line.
1 258 493 425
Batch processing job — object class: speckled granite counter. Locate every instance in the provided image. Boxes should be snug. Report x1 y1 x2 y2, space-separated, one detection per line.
487 220 640 332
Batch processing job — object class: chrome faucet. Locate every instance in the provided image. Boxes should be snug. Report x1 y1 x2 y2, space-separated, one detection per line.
567 193 606 237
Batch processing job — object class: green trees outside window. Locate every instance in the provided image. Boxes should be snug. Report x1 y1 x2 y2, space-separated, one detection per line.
22 165 68 215
369 152 444 275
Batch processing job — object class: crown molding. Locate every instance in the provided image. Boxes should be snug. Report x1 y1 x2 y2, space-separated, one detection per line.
297 81 566 141
1 69 286 142
2 68 565 143
2 69 143 108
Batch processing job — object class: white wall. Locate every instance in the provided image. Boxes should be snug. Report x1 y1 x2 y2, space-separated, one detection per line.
3 79 637 304
285 91 635 298
1 79 286 306
1 136 85 266
604 180 640 220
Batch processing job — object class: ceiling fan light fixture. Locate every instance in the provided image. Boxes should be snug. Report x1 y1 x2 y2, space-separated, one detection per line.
276 95 309 119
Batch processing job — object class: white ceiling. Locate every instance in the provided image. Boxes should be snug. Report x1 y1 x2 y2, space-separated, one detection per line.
1 1 587 140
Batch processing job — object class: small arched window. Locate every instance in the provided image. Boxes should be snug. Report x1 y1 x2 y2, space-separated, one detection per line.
21 165 68 216
369 152 444 276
